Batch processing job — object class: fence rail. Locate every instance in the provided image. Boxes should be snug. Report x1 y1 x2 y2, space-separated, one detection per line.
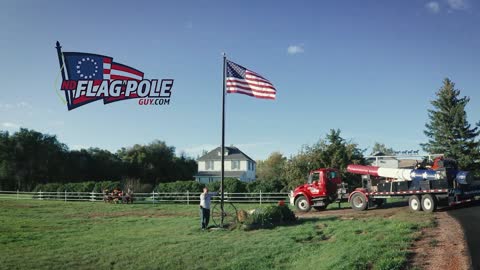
0 190 289 204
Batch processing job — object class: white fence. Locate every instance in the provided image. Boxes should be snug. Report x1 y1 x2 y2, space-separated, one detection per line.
0 190 289 205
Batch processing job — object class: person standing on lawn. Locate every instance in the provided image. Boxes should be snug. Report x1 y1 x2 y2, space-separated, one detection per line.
199 187 218 230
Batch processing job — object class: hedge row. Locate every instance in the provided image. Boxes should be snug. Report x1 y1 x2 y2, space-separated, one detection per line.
32 178 284 193
33 181 120 193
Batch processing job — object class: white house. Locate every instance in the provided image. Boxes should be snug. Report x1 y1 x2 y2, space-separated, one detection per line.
195 146 256 184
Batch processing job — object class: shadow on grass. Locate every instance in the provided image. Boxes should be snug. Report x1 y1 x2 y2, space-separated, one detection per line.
436 199 480 212
237 216 339 231
296 216 338 224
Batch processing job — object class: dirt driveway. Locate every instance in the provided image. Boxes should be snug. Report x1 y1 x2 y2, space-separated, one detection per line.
449 200 480 270
295 201 472 270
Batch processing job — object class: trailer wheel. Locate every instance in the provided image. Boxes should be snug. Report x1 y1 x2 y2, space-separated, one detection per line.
421 194 437 213
350 193 368 211
295 196 311 212
408 195 422 211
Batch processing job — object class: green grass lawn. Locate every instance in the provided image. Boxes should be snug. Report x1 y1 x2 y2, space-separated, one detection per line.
0 199 433 270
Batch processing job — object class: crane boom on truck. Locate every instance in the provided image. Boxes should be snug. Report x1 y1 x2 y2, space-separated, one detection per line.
289 156 480 212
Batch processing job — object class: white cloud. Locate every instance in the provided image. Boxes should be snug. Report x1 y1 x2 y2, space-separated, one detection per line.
425 1 441 13
447 0 468 10
1 122 20 130
235 142 275 149
0 103 14 110
180 144 218 158
0 101 32 110
287 45 304 55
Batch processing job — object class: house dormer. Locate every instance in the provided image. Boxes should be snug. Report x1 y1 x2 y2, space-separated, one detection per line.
217 149 229 156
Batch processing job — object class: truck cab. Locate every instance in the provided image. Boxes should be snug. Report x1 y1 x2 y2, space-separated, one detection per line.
290 168 345 212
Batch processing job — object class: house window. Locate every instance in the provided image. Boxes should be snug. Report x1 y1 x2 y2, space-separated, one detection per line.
231 160 240 170
206 160 214 170
247 161 254 171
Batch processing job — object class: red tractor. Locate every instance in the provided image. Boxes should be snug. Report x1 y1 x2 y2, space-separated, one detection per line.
289 168 349 211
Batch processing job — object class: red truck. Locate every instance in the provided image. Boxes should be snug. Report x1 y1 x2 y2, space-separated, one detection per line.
289 157 480 212
289 168 350 211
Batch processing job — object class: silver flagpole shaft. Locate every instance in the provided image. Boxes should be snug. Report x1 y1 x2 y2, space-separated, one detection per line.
221 53 226 227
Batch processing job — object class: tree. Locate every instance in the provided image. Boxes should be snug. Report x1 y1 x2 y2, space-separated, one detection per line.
256 152 286 181
371 142 395 155
284 129 365 189
421 78 480 170
0 127 198 191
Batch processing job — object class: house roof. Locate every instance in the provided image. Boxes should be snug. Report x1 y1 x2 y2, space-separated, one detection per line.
194 171 246 178
197 146 255 162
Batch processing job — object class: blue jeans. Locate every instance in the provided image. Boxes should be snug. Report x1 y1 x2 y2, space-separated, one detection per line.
200 207 210 229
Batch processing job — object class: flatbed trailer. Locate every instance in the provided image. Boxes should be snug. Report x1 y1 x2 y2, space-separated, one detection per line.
347 174 480 212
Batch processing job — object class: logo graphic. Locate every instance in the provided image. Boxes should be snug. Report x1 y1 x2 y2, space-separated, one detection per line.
55 41 173 110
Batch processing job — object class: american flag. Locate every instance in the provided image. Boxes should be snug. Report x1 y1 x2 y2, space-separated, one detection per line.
226 60 276 100
62 52 144 108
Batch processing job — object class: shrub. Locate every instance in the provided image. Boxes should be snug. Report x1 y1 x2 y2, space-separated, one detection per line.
121 178 152 193
32 184 44 192
246 179 284 192
93 181 121 192
206 181 220 192
33 181 121 193
33 183 63 192
240 204 297 230
263 204 297 223
206 178 247 193
157 181 203 192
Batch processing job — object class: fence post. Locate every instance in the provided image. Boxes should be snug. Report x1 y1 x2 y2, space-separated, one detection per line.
65 190 67 202
260 190 262 205
39 190 43 200
17 190 19 200
152 191 155 205
187 190 189 205
90 191 95 202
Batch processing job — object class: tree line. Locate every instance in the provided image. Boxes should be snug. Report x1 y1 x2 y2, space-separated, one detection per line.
0 78 478 193
0 129 196 191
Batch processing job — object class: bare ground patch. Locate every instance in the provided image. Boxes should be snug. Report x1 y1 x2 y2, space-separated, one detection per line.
408 212 471 270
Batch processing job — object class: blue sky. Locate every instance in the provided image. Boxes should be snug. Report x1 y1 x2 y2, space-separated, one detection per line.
0 0 479 160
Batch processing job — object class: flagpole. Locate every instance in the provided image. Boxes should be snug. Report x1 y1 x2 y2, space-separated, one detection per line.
55 41 70 108
221 53 226 227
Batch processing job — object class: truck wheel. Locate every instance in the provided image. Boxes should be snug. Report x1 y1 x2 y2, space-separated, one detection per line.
421 194 437 213
350 193 368 211
295 196 311 212
313 205 327 211
408 195 422 211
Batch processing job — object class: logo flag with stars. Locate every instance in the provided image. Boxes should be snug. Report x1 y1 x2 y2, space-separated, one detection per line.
62 52 144 108
225 60 276 100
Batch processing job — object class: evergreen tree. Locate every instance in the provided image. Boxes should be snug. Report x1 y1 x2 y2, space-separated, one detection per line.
421 78 480 170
